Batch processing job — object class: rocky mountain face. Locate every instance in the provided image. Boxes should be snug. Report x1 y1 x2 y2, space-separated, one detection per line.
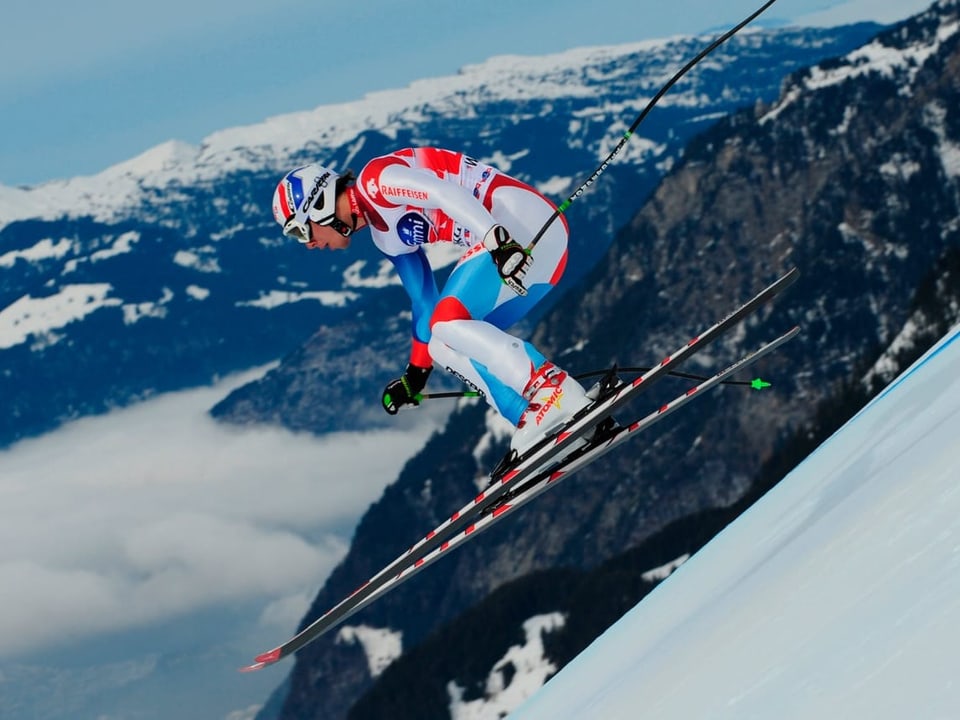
259 3 960 719
339 245 960 720
2 28 870 449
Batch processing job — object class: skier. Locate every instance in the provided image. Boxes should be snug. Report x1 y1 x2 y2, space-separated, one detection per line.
271 147 589 457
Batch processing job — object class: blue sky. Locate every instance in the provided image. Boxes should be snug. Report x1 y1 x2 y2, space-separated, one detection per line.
0 0 934 187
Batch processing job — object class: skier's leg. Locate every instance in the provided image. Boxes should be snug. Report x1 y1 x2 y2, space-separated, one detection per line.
428 317 544 425
430 314 589 454
428 179 588 448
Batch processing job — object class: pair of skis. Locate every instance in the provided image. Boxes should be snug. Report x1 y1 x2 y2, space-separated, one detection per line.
242 267 800 672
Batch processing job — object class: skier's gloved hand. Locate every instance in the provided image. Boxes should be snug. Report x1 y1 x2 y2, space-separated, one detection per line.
382 364 433 415
483 225 532 296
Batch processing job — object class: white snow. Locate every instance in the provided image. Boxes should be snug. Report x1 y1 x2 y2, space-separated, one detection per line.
342 259 402 289
0 280 180 342
762 16 960 124
535 175 575 197
172 247 222 273
234 289 360 310
863 316 923 387
511 322 960 720
0 284 121 350
448 553 692 720
641 554 690 583
121 288 174 325
879 154 922 180
185 284 210 301
0 237 72 268
224 706 262 720
925 102 960 179
90 231 141 262
449 613 565 720
336 625 404 678
484 149 531 175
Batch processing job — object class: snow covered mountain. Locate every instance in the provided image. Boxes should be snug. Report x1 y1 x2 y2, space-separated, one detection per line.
0 24 877 448
252 3 960 719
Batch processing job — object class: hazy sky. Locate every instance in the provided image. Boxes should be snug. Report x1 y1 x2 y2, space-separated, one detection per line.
0 0 936 187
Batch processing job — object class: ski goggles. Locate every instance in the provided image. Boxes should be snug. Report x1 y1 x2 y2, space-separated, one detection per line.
282 212 337 244
282 217 312 244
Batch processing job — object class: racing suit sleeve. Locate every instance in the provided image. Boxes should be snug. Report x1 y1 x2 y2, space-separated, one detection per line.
386 247 439 368
378 163 498 240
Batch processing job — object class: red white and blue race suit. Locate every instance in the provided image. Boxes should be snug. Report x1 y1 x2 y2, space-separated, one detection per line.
351 147 570 425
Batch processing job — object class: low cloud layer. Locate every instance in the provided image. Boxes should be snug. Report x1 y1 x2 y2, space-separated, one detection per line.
0 370 445 659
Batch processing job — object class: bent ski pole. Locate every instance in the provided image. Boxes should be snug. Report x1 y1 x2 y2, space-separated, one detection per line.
526 0 780 253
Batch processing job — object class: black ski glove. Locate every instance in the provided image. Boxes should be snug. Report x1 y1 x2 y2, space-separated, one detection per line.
382 364 433 414
483 225 532 296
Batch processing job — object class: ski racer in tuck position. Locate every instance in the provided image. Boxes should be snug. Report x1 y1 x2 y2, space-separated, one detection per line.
272 147 589 458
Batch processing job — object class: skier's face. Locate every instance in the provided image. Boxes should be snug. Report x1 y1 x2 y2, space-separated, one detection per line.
304 220 352 250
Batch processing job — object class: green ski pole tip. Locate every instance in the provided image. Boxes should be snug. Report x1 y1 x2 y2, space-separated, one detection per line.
750 378 772 390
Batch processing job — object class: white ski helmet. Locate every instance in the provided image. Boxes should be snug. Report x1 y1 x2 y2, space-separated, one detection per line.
272 163 340 242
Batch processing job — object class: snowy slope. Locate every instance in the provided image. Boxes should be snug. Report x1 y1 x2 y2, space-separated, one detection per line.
511 321 960 719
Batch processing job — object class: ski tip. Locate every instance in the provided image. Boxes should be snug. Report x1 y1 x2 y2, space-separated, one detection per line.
781 267 800 285
257 647 284 664
240 647 283 673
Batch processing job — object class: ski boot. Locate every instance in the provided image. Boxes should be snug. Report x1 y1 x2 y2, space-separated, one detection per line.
486 362 588 481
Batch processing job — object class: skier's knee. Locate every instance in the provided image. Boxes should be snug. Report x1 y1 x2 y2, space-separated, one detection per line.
429 296 471 330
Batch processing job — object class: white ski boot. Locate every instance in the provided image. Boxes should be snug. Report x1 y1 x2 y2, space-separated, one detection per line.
509 361 590 459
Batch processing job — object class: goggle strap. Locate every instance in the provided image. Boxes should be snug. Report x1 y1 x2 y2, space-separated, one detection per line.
329 217 353 238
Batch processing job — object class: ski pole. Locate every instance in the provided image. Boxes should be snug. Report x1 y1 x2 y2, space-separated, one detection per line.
414 369 773 403
573 366 772 390
525 0 780 253
415 390 482 401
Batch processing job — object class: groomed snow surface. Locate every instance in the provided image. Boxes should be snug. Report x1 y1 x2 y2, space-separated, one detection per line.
512 322 960 719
